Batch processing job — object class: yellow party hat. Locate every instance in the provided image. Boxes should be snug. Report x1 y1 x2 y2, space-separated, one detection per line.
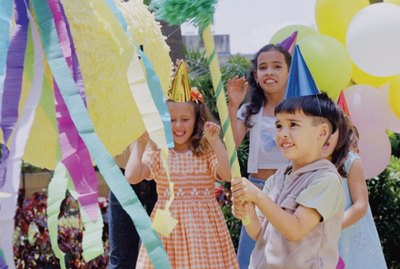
168 61 191 102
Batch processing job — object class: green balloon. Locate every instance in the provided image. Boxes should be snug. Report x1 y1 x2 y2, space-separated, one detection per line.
270 24 317 44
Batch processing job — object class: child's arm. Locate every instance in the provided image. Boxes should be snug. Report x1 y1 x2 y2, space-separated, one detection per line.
227 77 248 148
204 121 232 181
342 159 368 228
232 177 321 241
125 132 151 184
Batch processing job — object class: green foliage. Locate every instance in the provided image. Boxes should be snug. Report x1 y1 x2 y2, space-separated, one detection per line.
389 132 400 158
149 0 217 30
367 156 400 268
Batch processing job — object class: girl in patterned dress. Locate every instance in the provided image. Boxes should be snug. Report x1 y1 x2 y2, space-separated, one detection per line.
125 62 239 269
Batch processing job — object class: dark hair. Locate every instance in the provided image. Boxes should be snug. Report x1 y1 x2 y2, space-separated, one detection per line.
274 92 351 175
167 100 216 156
242 44 292 128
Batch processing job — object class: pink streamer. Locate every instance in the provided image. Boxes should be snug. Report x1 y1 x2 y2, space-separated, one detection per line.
49 0 99 221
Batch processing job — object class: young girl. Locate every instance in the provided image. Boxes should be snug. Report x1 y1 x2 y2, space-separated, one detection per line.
337 125 387 268
231 93 350 269
125 62 239 269
227 44 291 268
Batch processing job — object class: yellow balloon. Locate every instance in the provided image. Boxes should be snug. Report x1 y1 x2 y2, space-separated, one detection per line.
298 34 353 100
352 64 394 87
389 75 400 119
385 0 400 5
20 0 172 169
315 0 369 44
270 24 317 44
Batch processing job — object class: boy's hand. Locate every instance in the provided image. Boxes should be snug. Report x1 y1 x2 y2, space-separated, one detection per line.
227 76 248 108
203 121 221 144
231 177 259 203
232 199 252 220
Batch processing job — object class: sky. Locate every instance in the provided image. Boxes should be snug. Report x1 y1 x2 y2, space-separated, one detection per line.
181 0 317 55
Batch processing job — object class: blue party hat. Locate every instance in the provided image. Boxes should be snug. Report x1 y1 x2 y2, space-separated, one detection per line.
285 45 319 98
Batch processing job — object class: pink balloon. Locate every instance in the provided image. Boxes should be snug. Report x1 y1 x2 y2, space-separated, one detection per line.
388 113 400 133
376 83 400 133
344 85 390 140
358 132 391 179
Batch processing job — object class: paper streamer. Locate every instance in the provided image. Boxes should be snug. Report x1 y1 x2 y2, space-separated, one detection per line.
50 0 99 222
105 0 177 236
47 163 104 268
0 0 29 188
104 0 173 148
31 1 170 268
0 2 44 266
47 163 69 269
0 0 13 106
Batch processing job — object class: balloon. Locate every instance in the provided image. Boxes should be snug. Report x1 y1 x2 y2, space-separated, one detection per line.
344 84 390 140
315 0 369 44
298 34 352 100
270 24 317 44
346 3 400 77
358 131 391 179
388 75 400 120
352 64 393 87
375 83 400 133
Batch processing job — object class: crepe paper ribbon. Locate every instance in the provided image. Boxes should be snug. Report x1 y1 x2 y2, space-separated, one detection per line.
0 0 13 98
50 0 100 222
0 0 29 189
104 0 173 148
53 84 99 222
105 0 177 238
48 0 86 106
67 176 104 262
0 2 44 267
31 1 170 268
0 249 7 269
47 162 69 269
201 24 249 225
48 163 104 268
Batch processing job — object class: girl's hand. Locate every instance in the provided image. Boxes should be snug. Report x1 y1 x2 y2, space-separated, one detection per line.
203 121 221 144
231 177 260 203
137 131 150 145
227 76 248 108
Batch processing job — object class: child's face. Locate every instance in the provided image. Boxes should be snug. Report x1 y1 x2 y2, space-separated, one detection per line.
321 129 339 160
168 102 196 152
253 50 289 97
275 111 328 168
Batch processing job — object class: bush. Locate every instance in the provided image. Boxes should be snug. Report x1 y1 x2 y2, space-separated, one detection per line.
367 156 400 268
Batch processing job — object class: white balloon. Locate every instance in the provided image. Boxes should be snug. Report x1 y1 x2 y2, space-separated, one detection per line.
346 3 400 76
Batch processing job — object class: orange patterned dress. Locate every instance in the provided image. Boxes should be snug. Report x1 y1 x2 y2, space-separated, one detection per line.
136 149 239 269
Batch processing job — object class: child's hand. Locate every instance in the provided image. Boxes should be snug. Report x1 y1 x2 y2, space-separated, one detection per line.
231 177 259 203
227 76 248 108
137 131 150 145
203 121 221 144
232 199 252 220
